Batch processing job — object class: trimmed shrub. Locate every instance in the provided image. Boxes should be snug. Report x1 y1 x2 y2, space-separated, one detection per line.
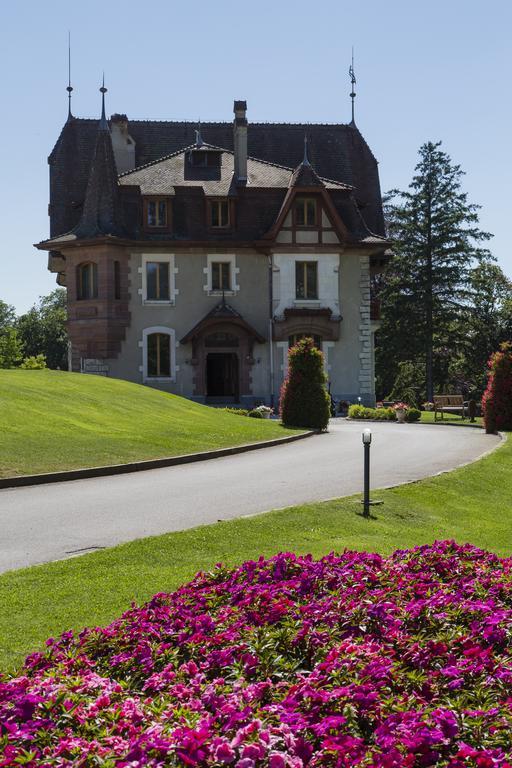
482 342 512 433
20 354 47 370
348 405 396 421
279 337 330 430
406 407 421 422
223 407 249 417
247 409 263 418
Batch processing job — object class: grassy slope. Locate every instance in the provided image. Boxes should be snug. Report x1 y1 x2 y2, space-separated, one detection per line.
0 370 298 478
0 426 508 672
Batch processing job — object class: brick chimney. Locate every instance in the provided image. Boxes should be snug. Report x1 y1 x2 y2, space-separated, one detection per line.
233 100 248 183
110 114 136 174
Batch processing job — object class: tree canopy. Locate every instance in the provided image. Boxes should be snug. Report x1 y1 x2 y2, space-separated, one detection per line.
0 289 68 369
375 141 505 402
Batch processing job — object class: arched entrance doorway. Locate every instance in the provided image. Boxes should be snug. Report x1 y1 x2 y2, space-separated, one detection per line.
204 330 240 401
206 353 239 400
180 301 265 404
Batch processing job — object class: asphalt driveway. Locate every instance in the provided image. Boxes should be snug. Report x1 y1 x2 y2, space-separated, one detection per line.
0 420 500 573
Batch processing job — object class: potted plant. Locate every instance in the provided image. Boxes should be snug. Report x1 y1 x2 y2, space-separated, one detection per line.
393 402 408 423
254 405 273 419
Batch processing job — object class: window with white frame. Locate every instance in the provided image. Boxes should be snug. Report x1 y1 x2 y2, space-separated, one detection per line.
141 254 177 304
142 327 176 382
204 254 239 295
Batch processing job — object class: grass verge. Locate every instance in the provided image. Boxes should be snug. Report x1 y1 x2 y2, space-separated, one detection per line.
0 370 299 478
0 428 507 673
420 411 483 427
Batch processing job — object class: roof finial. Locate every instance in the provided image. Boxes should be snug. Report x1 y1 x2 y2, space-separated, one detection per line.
195 119 204 147
99 73 108 131
349 47 356 125
303 133 311 166
66 31 73 120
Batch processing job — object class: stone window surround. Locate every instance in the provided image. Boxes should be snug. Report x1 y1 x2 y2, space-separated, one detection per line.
138 253 179 306
139 326 179 383
273 253 340 319
203 253 240 296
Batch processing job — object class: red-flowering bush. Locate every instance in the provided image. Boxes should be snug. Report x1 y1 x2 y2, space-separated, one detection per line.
2 542 512 765
279 338 330 430
482 341 512 433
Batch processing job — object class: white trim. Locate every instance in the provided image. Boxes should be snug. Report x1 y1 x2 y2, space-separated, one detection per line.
273 253 340 319
322 341 335 373
141 253 177 305
142 326 176 383
276 341 289 377
204 254 239 295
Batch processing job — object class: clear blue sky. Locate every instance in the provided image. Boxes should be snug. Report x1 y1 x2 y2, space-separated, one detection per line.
1 0 510 313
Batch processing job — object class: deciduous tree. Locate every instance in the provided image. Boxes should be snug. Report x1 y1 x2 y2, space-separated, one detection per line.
17 289 68 370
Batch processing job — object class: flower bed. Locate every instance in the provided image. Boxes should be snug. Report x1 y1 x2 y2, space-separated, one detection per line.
2 542 512 766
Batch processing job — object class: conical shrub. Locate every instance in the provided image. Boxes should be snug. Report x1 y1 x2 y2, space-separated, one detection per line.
482 342 512 433
279 337 330 430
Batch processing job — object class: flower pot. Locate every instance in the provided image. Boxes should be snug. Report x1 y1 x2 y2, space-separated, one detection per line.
395 409 406 424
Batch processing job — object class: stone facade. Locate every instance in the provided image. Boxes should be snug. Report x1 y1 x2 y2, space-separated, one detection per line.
38 97 390 408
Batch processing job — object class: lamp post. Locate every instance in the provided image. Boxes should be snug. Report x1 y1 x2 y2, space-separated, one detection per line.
362 428 371 518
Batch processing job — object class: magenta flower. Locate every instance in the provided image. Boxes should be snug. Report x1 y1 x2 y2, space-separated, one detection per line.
2 542 512 765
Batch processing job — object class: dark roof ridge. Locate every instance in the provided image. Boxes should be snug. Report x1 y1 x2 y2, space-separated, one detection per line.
62 116 359 129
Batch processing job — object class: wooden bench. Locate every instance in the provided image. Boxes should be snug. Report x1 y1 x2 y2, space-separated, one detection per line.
433 395 466 421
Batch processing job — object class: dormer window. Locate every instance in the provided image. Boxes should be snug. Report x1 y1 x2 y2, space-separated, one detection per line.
189 150 221 167
208 199 231 228
295 197 317 227
144 198 169 229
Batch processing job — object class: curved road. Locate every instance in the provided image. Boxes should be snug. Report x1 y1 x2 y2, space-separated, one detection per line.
0 421 500 573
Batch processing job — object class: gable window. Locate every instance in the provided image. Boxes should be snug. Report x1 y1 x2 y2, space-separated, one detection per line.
145 198 168 228
209 199 230 228
295 197 317 227
146 261 170 301
147 332 171 378
211 261 231 291
77 262 98 300
296 261 318 300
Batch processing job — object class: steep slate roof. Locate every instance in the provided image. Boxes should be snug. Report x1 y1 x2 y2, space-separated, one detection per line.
118 144 350 196
71 118 126 239
49 118 385 237
289 159 325 188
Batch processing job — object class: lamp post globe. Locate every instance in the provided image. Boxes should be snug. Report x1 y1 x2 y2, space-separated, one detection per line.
362 428 372 445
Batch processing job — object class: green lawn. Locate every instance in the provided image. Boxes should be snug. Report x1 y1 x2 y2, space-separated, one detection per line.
0 370 299 478
420 410 484 427
0 425 508 673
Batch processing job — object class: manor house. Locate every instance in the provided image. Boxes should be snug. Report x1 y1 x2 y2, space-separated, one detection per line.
37 89 390 407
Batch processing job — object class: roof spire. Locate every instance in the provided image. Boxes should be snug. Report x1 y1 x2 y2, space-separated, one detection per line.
195 119 204 147
303 133 311 166
349 47 356 125
66 31 73 120
99 74 108 131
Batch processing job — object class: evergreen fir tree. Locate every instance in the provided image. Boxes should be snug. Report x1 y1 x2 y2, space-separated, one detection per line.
376 141 492 401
